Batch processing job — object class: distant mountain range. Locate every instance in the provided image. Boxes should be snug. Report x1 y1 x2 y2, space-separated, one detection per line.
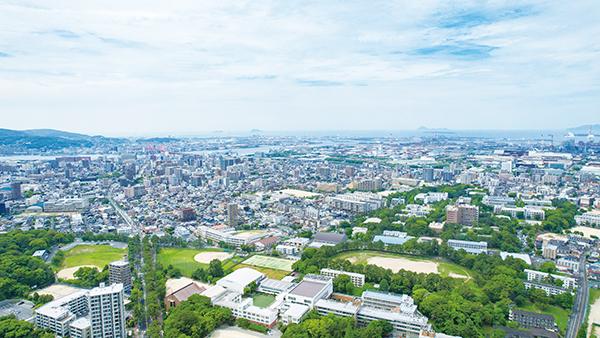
0 128 124 150
568 124 600 132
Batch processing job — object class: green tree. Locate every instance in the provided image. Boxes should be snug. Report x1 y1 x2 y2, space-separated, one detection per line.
208 259 224 278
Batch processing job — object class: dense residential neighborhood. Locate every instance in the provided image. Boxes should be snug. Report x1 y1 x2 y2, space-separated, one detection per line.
0 131 599 338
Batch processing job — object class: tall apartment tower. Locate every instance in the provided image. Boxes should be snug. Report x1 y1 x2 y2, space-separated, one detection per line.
227 203 239 227
423 168 434 182
446 204 479 226
446 205 459 224
88 283 126 338
34 283 125 338
109 260 132 293
10 181 22 200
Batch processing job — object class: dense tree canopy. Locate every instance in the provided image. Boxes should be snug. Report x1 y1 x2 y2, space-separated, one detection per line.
0 316 53 338
163 295 233 337
0 230 74 300
282 311 393 338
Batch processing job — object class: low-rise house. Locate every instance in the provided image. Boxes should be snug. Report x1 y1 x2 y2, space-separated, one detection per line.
164 282 206 311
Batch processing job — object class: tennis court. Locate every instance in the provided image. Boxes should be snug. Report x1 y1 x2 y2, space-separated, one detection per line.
243 255 294 272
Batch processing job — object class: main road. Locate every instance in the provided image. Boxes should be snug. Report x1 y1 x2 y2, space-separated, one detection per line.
565 254 589 338
110 197 149 338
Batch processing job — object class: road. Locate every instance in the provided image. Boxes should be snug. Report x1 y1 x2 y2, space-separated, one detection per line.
110 198 149 338
565 254 589 338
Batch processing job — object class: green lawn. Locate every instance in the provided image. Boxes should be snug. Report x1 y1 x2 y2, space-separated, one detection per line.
60 245 126 270
252 293 276 308
590 288 600 304
157 247 232 277
518 302 569 333
333 250 471 279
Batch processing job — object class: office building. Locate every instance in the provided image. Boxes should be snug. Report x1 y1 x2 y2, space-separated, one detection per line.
575 210 600 226
315 290 430 338
216 267 265 294
446 205 479 226
43 198 89 212
423 168 434 182
227 203 239 227
327 192 384 213
525 269 577 289
109 260 132 293
280 303 310 325
10 182 22 200
482 195 516 207
124 185 145 199
197 226 268 247
285 274 333 309
320 268 365 287
309 232 347 248
415 192 448 204
356 179 382 192
557 256 579 271
257 278 296 295
447 239 488 254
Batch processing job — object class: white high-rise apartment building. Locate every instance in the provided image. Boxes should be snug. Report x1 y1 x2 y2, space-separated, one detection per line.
34 283 125 338
89 283 126 338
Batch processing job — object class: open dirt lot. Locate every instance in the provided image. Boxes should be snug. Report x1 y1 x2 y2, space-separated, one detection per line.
210 326 275 338
347 255 438 274
571 226 600 239
194 251 233 264
57 265 99 280
36 284 87 299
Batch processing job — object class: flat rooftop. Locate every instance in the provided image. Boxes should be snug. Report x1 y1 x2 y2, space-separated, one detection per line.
289 280 328 298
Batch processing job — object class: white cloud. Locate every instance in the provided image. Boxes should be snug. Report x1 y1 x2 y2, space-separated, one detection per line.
0 0 598 134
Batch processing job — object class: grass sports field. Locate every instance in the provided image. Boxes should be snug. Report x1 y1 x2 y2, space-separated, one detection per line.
60 244 126 270
333 250 471 279
243 255 294 272
157 247 233 277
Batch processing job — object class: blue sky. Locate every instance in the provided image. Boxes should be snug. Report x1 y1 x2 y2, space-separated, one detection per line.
0 0 598 135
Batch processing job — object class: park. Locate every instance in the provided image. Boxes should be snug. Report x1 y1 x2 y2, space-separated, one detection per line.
157 247 235 277
56 244 127 279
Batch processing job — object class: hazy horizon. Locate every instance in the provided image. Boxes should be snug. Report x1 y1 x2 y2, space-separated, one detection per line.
4 126 598 139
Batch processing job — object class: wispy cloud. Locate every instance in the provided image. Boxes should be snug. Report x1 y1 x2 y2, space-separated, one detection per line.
296 79 344 87
0 0 598 132
435 5 537 29
414 43 497 59
38 29 80 39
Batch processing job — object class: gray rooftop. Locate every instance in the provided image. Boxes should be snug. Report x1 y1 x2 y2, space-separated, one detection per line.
289 280 328 298
314 232 346 244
